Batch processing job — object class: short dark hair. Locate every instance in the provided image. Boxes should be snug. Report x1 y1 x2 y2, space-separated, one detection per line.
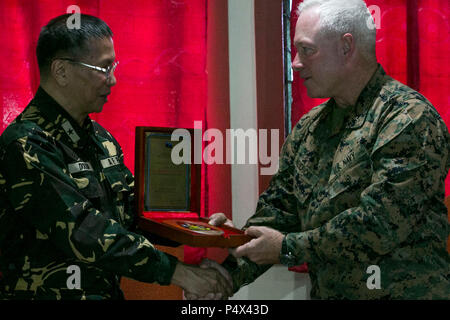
36 13 113 77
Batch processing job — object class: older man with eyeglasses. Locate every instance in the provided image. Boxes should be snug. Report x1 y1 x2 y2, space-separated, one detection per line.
0 13 232 300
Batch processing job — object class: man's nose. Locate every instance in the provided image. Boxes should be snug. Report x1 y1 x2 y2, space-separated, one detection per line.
107 73 117 87
291 53 304 72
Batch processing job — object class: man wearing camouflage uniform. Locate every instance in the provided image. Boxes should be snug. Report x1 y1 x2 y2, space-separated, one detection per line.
206 0 450 299
0 14 232 299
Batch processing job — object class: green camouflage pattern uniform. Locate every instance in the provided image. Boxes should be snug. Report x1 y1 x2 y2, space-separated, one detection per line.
223 65 450 299
0 87 178 299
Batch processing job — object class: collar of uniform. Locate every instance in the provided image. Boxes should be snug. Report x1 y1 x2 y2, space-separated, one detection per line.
307 98 352 137
326 99 351 137
344 64 387 129
307 102 332 134
32 87 92 149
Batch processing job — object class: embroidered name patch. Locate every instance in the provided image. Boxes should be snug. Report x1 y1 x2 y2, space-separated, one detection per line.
100 156 120 169
68 161 94 174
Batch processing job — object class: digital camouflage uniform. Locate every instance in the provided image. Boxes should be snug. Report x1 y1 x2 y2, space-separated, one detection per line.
0 87 178 299
223 65 450 299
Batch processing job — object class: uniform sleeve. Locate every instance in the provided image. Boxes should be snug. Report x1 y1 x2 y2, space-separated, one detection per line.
2 131 178 285
283 101 450 265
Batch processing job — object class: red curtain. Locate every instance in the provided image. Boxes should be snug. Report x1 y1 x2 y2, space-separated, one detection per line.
0 0 207 263
290 0 450 196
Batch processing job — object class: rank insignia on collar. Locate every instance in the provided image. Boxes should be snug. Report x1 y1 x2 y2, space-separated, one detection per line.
62 120 81 143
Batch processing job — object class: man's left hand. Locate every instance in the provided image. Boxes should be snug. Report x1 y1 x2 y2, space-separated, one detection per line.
231 226 284 265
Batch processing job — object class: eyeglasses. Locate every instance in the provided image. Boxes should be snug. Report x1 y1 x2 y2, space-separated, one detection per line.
56 58 119 80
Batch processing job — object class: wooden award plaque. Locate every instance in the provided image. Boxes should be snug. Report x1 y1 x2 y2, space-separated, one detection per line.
135 126 251 247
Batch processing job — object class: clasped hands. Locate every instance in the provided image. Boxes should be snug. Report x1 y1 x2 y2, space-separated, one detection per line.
171 259 233 300
172 213 284 300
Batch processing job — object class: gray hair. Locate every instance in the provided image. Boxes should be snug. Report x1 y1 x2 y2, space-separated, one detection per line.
297 0 376 61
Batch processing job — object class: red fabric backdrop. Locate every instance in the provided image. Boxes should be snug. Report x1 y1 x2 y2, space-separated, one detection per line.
0 0 207 263
290 0 450 196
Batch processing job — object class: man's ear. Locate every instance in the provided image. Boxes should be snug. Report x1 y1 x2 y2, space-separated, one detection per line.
50 59 69 86
341 33 355 58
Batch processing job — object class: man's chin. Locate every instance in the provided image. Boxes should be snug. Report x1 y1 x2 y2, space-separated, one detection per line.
306 90 322 99
305 87 329 99
90 104 105 114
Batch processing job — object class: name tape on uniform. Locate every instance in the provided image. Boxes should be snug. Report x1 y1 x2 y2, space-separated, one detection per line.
100 156 120 169
68 162 94 174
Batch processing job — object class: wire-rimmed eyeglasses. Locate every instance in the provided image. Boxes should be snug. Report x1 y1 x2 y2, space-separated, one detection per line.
55 57 118 80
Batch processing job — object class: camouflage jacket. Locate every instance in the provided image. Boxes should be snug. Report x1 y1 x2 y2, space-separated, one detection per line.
224 65 450 299
0 87 178 299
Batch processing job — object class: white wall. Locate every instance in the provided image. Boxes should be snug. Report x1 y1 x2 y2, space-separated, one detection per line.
228 0 259 230
227 0 311 300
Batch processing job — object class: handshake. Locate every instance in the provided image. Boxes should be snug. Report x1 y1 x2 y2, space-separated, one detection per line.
171 258 233 300
169 213 285 300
